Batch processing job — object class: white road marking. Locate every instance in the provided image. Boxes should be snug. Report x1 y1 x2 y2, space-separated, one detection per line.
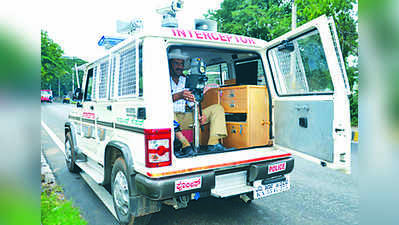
41 120 65 156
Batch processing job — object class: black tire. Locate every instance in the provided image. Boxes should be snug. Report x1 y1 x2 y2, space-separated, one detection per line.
65 132 80 173
111 157 152 225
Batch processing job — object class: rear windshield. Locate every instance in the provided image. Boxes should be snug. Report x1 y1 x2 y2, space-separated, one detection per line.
41 90 51 95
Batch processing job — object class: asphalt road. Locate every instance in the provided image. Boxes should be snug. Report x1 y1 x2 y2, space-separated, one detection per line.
41 103 359 225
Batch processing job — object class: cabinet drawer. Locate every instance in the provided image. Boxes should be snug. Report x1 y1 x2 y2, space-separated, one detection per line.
223 122 249 148
220 88 247 113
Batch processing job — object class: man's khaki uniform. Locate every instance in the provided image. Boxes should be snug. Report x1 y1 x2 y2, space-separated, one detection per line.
174 104 227 145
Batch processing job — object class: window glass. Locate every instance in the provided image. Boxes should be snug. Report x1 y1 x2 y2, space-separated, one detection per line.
92 66 97 99
118 44 137 96
139 42 143 96
268 29 334 95
109 56 116 98
98 61 109 99
206 63 228 85
84 69 93 101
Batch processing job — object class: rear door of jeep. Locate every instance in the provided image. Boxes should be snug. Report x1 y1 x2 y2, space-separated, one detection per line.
263 15 352 173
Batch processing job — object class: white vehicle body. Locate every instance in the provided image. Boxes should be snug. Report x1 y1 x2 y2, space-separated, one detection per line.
65 15 351 224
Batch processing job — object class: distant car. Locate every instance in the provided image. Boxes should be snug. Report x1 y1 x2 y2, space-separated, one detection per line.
63 95 70 104
41 89 53 103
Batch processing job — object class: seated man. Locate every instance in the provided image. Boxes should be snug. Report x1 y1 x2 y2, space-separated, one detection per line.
169 48 227 153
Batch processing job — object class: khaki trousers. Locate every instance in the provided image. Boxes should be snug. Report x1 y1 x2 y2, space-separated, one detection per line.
174 104 227 145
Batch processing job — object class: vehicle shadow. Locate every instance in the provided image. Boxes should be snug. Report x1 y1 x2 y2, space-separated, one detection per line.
149 196 273 225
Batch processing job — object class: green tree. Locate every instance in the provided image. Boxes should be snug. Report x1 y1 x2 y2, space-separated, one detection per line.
207 0 358 125
41 31 87 98
61 57 86 96
41 30 65 94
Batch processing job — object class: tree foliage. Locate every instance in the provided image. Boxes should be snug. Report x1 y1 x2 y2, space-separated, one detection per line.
207 0 358 125
41 30 86 97
41 30 65 88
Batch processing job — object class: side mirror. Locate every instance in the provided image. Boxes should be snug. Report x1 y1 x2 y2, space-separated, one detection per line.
278 40 295 53
73 88 83 101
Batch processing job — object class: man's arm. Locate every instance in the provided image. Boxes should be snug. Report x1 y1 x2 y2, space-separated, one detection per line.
172 90 195 102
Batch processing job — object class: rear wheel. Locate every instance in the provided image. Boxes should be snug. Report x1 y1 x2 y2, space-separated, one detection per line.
65 132 80 173
111 157 152 225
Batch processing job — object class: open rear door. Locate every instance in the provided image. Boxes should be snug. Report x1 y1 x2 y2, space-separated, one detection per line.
264 15 351 173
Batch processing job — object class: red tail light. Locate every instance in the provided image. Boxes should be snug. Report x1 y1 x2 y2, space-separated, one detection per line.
144 128 172 168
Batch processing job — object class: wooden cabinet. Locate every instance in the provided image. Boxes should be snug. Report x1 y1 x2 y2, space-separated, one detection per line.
200 85 272 148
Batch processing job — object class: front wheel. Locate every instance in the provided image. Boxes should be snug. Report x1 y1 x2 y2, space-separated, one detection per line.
111 157 152 225
65 132 80 173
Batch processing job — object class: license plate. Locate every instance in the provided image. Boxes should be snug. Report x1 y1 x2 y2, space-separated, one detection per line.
253 176 290 199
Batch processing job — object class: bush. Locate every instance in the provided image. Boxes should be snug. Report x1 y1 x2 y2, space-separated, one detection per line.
350 89 358 127
41 184 87 225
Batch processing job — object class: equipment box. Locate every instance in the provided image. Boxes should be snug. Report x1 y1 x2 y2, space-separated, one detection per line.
201 85 272 148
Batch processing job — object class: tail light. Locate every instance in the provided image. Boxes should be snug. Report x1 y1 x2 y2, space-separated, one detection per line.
144 128 172 168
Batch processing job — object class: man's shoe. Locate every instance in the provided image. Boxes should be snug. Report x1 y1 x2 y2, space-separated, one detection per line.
182 146 195 156
207 144 225 152
175 146 195 158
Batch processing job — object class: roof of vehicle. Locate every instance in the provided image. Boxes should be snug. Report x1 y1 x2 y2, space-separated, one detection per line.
86 28 268 66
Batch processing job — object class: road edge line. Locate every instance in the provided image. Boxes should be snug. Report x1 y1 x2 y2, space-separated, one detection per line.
41 120 65 156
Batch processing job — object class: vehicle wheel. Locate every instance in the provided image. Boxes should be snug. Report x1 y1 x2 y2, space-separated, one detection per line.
65 132 80 173
111 157 152 225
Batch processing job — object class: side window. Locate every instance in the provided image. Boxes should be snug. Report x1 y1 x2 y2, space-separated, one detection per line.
84 68 93 101
92 66 97 100
109 56 116 99
118 44 137 97
268 29 334 95
206 63 228 86
98 61 109 99
138 41 143 97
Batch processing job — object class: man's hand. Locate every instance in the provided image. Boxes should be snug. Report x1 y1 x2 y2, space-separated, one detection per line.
199 114 207 125
180 90 195 102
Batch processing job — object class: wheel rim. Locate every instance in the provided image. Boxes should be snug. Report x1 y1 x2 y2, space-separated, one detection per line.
65 139 72 163
113 171 130 216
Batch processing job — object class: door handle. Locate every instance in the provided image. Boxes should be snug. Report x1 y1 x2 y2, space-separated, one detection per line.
90 106 94 110
295 105 309 112
107 105 112 111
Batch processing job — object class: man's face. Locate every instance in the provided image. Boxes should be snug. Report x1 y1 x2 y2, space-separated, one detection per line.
170 59 185 77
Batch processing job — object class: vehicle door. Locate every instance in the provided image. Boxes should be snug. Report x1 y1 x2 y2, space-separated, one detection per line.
92 56 115 166
79 66 99 161
263 15 352 173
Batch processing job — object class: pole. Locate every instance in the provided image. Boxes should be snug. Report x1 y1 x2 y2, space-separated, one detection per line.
193 101 200 152
58 78 61 98
75 63 80 89
72 73 74 93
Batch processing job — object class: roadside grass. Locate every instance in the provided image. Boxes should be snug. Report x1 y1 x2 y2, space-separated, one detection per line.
41 183 87 225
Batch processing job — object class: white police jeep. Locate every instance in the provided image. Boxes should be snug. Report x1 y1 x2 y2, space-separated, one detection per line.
65 15 351 225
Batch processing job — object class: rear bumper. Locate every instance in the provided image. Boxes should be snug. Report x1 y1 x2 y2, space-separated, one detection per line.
135 157 294 201
248 157 294 182
135 171 215 201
